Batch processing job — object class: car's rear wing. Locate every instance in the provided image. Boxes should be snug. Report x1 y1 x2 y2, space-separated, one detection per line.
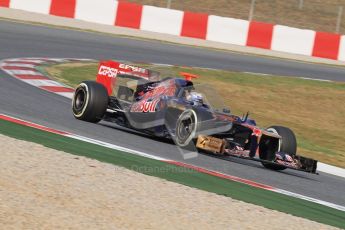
96 60 159 95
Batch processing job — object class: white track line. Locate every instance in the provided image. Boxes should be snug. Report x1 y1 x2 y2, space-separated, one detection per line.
318 163 345 178
4 69 40 75
23 79 65 87
2 63 37 68
56 92 74 98
301 77 332 82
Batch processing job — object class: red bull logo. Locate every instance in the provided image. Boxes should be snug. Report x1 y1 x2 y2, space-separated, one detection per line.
131 99 160 113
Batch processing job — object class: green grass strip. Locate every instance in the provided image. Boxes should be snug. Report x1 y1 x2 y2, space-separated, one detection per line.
1 119 344 228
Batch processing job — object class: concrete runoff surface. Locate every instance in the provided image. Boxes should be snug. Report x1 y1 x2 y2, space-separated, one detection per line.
0 134 339 230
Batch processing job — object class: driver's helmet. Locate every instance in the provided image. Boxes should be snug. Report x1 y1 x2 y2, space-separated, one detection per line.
186 92 203 106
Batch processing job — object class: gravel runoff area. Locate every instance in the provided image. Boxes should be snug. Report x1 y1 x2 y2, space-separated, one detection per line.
0 134 339 230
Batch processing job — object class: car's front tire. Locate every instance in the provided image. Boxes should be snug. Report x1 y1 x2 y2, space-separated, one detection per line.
174 109 198 147
261 125 297 171
72 81 108 123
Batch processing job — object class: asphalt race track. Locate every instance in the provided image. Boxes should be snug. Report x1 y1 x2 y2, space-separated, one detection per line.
1 20 345 207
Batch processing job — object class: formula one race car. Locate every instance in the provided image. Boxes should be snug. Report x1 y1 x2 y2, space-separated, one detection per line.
72 60 317 174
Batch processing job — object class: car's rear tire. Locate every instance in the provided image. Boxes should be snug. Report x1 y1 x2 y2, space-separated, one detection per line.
72 81 108 123
261 126 297 171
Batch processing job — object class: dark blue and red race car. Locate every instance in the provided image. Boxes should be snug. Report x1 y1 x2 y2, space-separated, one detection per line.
72 60 317 174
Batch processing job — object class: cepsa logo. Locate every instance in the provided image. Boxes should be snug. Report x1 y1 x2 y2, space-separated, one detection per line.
119 64 147 74
98 65 118 78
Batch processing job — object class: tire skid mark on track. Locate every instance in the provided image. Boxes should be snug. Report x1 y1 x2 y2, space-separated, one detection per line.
1 113 345 212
